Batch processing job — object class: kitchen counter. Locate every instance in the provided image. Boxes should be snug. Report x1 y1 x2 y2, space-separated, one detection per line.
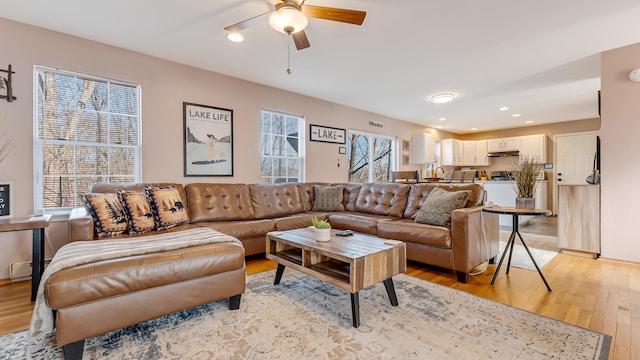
483 181 548 226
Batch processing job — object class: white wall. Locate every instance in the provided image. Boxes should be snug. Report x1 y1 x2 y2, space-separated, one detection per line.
600 43 640 263
0 17 445 279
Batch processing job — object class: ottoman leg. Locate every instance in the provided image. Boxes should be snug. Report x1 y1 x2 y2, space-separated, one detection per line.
229 294 242 310
62 339 85 360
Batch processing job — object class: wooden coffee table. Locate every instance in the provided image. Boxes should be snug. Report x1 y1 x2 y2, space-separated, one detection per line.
266 228 407 328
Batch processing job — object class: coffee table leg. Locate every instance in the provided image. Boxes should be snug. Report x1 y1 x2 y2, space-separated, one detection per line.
273 264 285 285
383 278 399 306
350 292 360 328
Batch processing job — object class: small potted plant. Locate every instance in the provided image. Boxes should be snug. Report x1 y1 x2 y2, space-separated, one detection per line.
508 156 540 209
311 216 331 242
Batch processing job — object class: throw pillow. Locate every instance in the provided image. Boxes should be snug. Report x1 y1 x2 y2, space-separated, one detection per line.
117 189 156 235
312 185 345 212
145 185 189 230
414 188 471 227
83 193 129 238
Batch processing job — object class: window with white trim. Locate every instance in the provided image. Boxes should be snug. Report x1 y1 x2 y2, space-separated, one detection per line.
34 67 141 210
260 110 305 183
348 130 395 182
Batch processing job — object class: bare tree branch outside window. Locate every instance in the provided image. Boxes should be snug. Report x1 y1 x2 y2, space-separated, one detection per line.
34 68 140 209
260 110 304 184
348 133 394 183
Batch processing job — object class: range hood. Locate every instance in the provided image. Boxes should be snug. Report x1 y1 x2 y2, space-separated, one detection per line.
487 150 520 157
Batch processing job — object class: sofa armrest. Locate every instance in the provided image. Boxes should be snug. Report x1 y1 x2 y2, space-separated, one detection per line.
450 206 499 274
68 207 95 242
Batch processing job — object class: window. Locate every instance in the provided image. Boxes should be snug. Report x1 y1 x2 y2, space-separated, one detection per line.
348 131 394 183
33 67 141 210
260 110 305 183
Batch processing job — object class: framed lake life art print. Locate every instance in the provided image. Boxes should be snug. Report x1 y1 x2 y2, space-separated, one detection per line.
183 102 233 176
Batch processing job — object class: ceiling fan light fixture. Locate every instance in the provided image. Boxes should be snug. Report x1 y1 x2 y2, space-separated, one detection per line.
429 93 455 104
226 32 244 43
268 6 308 34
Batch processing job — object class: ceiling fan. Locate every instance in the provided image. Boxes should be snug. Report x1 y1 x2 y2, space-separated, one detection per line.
224 0 366 50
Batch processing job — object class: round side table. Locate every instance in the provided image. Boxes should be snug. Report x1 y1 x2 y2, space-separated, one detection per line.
482 206 552 291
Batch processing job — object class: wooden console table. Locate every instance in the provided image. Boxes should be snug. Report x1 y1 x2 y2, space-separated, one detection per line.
0 215 52 301
482 207 552 291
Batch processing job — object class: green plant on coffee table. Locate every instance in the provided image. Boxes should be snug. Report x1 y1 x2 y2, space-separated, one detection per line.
508 156 540 198
311 216 330 229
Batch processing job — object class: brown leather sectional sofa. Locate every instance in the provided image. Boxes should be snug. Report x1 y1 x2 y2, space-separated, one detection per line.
69 181 499 283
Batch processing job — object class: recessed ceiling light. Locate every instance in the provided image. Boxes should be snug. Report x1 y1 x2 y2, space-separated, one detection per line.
525 120 533 124
470 128 478 131
438 118 446 121
512 113 521 117
429 93 455 104
436 125 443 129
499 107 509 111
227 32 244 42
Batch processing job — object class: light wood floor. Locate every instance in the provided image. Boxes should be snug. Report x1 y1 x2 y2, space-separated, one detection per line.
1 253 638 360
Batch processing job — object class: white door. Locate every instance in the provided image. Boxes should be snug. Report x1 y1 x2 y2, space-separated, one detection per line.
553 132 599 212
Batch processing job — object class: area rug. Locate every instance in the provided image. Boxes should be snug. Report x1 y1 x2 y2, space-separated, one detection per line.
0 270 610 359
499 230 560 252
498 230 559 271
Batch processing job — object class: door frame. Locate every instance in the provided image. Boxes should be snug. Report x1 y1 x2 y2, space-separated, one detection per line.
552 130 600 214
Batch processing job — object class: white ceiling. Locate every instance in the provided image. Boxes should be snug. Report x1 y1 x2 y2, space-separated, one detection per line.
2 0 640 134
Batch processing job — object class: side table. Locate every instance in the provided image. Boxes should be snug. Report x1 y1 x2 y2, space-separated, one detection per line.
0 214 52 301
481 207 552 291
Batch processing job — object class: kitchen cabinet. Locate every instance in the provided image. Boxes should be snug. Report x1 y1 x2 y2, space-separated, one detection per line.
519 134 546 163
462 140 489 166
441 139 463 166
483 181 548 227
558 185 600 255
410 133 436 164
488 137 520 152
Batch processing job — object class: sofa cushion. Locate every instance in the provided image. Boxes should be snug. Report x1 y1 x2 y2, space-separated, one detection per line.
274 213 328 231
193 219 276 239
250 183 304 219
83 193 128 238
117 190 156 235
414 188 470 227
354 183 410 217
145 185 189 230
185 183 255 222
334 183 362 212
404 183 484 219
296 182 330 211
377 219 452 249
327 212 397 235
312 185 345 212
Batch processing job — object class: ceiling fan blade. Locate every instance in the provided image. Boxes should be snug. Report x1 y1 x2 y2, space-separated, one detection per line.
292 30 310 50
224 10 273 33
301 5 366 25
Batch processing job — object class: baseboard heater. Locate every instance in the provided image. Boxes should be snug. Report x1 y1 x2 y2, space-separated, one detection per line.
9 260 51 282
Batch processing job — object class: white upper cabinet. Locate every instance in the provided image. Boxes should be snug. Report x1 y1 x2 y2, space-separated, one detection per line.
441 139 463 166
488 137 520 152
475 140 489 165
443 139 489 166
462 140 489 165
519 134 546 163
462 141 476 165
410 133 436 164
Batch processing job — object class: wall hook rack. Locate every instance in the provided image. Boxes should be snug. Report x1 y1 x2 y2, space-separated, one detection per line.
0 64 17 102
